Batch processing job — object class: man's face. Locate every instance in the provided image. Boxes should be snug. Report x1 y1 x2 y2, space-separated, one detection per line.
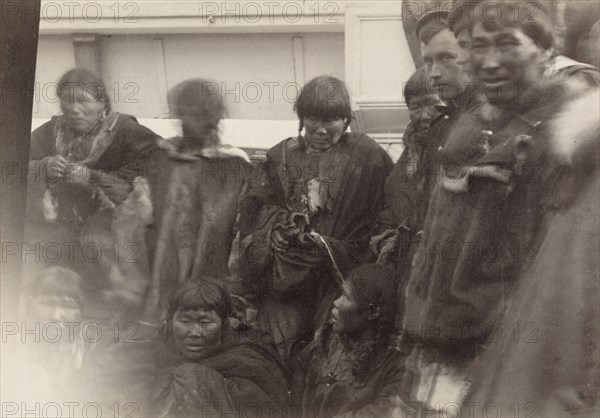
456 29 472 78
172 308 222 360
422 28 469 101
470 21 549 105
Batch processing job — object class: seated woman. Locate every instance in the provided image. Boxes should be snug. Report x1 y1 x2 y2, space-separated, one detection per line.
239 76 393 359
152 280 290 417
27 68 162 319
294 264 412 418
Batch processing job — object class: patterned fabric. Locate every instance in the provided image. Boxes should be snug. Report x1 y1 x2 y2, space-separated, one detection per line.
296 323 410 418
239 133 393 358
27 113 161 317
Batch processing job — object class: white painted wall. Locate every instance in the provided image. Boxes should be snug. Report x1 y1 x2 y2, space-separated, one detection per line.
34 32 344 120
32 36 76 117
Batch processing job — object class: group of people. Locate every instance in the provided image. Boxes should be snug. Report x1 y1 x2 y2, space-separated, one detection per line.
13 0 599 416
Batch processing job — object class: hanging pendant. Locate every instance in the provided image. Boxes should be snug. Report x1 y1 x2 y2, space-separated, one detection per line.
325 372 335 387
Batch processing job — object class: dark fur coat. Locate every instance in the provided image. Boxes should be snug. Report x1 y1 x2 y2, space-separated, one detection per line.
402 74 599 355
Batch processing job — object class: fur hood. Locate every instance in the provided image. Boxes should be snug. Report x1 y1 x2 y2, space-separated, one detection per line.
550 86 600 165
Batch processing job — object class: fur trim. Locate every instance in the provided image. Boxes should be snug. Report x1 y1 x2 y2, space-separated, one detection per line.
216 144 251 162
476 76 598 166
160 137 250 162
550 88 600 164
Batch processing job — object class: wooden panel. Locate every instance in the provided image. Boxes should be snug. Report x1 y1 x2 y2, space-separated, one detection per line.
73 34 102 76
345 5 416 107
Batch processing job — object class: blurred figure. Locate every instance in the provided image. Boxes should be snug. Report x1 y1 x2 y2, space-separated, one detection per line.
27 68 161 320
5 267 87 405
5 266 163 414
144 78 256 323
239 76 393 360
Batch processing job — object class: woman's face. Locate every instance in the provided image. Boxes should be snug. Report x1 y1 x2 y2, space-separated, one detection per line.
171 308 222 360
303 116 346 152
60 85 106 134
331 282 368 335
407 94 440 134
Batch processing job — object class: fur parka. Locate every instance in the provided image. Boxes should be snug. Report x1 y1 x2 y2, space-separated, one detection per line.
402 73 599 355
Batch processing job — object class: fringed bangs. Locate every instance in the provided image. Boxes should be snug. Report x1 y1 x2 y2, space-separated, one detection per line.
166 279 232 321
294 76 353 121
29 267 84 304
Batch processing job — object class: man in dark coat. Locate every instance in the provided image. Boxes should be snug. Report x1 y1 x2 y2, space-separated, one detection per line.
462 87 599 415
400 0 600 414
380 11 476 327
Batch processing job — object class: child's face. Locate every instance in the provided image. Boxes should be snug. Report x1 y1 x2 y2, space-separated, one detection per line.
331 282 368 335
29 295 83 323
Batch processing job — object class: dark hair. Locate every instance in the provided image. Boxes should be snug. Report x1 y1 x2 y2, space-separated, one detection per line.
165 279 232 325
417 10 451 44
57 68 111 111
404 67 434 105
449 0 478 36
470 0 554 50
345 264 398 379
168 78 226 127
28 267 84 308
294 76 353 122
347 264 398 326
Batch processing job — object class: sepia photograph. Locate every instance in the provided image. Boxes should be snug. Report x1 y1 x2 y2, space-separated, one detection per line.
1 0 599 416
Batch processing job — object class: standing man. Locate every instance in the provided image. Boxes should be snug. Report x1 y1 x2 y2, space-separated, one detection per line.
383 10 476 325
400 0 599 415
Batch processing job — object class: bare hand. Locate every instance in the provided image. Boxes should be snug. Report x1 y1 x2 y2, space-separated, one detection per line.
63 163 91 187
270 227 301 253
45 155 68 180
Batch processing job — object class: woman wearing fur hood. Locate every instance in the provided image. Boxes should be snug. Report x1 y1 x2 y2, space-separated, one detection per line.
400 0 599 411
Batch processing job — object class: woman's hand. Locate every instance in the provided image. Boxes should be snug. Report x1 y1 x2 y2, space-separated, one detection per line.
270 226 300 253
63 163 92 188
44 155 68 180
